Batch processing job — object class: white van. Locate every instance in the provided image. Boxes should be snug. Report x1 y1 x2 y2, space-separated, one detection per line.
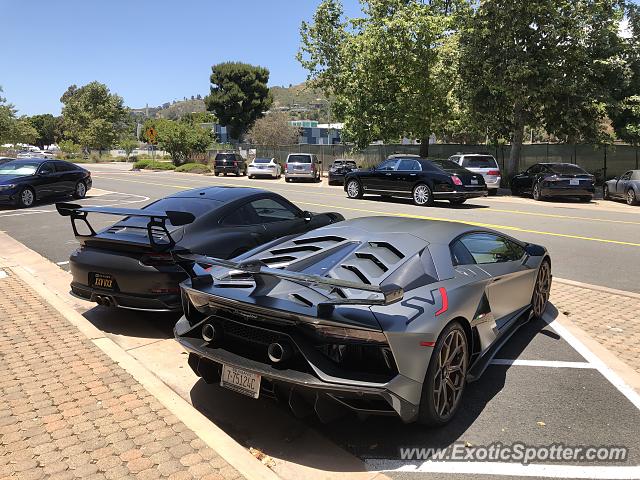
449 153 501 195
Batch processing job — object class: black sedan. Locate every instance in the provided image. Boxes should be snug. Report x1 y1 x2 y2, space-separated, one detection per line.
0 158 92 208
57 186 344 312
328 159 358 185
344 155 487 206
511 163 595 201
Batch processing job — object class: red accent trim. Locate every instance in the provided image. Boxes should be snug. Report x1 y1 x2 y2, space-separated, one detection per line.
420 341 436 347
435 287 448 316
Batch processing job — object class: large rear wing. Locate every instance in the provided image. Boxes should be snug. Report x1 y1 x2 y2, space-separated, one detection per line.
175 252 404 310
56 202 195 250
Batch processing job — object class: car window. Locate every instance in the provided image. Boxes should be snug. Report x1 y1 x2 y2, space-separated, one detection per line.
253 158 272 164
632 171 640 181
214 153 236 163
251 198 299 223
461 156 498 168
527 165 541 174
449 156 461 163
457 233 525 264
220 203 259 226
548 164 588 175
621 171 632 180
397 159 421 171
287 154 312 164
39 162 55 174
377 159 399 171
55 161 76 172
431 159 461 171
450 240 476 266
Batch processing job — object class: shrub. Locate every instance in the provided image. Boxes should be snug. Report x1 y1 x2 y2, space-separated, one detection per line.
175 162 211 174
133 159 175 170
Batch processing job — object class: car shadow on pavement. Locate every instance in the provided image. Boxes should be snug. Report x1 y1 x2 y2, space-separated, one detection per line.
83 305 179 340
361 195 489 209
187 309 556 472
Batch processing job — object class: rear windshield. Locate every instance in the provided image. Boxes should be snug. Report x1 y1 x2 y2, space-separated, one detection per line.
287 155 312 164
215 153 236 163
548 164 588 175
462 156 498 168
115 197 219 228
430 159 460 171
333 160 356 167
253 158 272 164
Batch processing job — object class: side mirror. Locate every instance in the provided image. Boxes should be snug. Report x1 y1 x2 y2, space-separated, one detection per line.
301 210 313 222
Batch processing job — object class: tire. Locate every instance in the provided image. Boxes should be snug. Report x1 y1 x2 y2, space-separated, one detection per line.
73 181 87 199
531 259 551 320
285 177 292 183
449 198 466 206
488 189 498 196
215 172 220 176
532 182 544 201
17 187 35 208
223 172 227 176
418 322 469 427
626 188 638 206
603 185 610 200
346 179 363 199
413 183 434 206
248 175 254 179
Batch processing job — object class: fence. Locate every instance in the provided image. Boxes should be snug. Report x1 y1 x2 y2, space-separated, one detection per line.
230 143 640 184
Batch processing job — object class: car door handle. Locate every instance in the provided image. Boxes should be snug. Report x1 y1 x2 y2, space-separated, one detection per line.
385 173 392 176
410 173 416 176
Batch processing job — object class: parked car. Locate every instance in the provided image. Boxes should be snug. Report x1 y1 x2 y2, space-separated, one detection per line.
214 152 247 176
343 155 487 206
0 159 91 208
248 158 282 179
174 216 551 426
285 153 321 182
57 186 344 312
449 153 501 196
603 170 640 206
0 157 14 165
511 163 595 201
16 151 33 159
328 159 358 186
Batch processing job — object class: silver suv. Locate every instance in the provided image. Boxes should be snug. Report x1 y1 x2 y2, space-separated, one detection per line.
449 153 501 195
285 153 321 182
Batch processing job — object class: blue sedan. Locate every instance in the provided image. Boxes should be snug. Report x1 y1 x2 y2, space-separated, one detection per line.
0 158 92 208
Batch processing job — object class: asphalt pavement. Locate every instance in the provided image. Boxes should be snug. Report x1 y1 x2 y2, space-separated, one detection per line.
1 162 640 480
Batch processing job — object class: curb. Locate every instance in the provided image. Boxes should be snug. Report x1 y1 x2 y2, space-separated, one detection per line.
0 237 280 480
554 276 640 301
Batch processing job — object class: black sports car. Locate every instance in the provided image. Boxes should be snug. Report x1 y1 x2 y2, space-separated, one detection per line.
0 158 92 208
57 187 343 312
344 155 487 206
328 159 358 186
511 163 595 201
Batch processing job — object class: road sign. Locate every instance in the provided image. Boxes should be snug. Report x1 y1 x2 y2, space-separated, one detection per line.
146 127 157 144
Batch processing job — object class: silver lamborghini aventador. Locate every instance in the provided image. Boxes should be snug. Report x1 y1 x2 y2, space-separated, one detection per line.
173 216 551 426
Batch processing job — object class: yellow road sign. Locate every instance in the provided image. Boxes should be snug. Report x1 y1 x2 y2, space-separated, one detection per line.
146 126 157 144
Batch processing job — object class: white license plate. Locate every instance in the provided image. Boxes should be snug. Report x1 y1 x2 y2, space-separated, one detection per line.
220 364 261 398
570 179 580 185
471 178 479 185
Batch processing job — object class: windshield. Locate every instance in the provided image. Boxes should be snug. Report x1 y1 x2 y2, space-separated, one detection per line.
287 155 312 164
549 164 589 175
0 160 40 176
115 197 220 229
254 158 272 164
462 156 498 168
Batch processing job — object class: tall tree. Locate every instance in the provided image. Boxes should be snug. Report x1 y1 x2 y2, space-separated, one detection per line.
60 81 128 152
205 62 273 141
459 0 626 178
298 0 470 155
0 86 16 145
247 112 301 145
27 114 57 149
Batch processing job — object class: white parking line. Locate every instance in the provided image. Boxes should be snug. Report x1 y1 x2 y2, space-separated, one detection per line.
366 459 640 478
0 209 51 217
490 359 595 369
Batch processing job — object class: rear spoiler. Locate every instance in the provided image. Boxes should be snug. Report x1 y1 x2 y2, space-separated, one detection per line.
175 252 404 310
56 202 195 250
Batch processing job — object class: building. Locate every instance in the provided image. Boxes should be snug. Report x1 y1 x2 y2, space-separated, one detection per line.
291 121 343 145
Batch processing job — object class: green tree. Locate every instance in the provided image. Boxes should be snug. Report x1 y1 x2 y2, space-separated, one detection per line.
0 86 17 145
118 137 139 160
298 0 470 155
247 112 300 145
153 119 213 165
11 118 39 145
205 62 273 140
60 81 129 153
459 0 626 178
27 114 57 149
58 139 81 158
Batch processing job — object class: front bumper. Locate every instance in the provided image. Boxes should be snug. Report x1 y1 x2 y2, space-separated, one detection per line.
0 186 21 204
174 315 422 422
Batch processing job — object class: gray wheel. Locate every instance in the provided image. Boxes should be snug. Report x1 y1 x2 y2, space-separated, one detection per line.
73 181 86 199
18 187 35 208
627 188 638 206
413 184 434 206
532 260 551 320
603 184 610 200
419 322 468 426
346 179 362 199
532 182 543 201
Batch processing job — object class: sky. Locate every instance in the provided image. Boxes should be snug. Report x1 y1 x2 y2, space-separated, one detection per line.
1 0 362 116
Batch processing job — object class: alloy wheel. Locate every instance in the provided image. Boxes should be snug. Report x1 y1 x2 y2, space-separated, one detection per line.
76 182 86 198
533 183 542 201
346 180 360 198
627 189 637 206
432 329 468 419
21 189 34 207
413 184 432 206
532 261 551 318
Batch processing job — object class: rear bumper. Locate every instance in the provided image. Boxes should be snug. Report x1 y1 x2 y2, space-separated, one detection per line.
215 166 242 173
248 167 278 177
285 171 316 179
328 173 346 184
540 186 595 197
434 189 488 200
485 177 501 189
174 316 422 422
71 282 181 311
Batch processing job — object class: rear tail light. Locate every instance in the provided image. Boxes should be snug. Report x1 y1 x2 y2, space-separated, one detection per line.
451 175 463 186
487 170 500 176
233 161 237 166
140 252 175 266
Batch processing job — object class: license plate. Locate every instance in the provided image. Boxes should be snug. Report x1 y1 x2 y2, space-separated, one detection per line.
570 179 580 185
220 364 261 399
471 178 479 185
295 166 304 170
91 273 114 290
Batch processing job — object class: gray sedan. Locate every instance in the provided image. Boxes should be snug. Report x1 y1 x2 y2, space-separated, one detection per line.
604 170 640 205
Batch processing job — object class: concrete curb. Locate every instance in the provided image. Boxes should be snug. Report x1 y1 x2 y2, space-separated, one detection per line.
0 235 280 480
555 276 640 301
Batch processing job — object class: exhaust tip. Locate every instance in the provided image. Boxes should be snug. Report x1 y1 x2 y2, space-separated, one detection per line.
202 323 216 343
268 342 292 363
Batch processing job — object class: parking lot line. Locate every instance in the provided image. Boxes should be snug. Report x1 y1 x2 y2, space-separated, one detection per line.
490 359 595 369
366 459 640 478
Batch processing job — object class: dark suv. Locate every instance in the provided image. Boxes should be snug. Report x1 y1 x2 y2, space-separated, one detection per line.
214 152 247 176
